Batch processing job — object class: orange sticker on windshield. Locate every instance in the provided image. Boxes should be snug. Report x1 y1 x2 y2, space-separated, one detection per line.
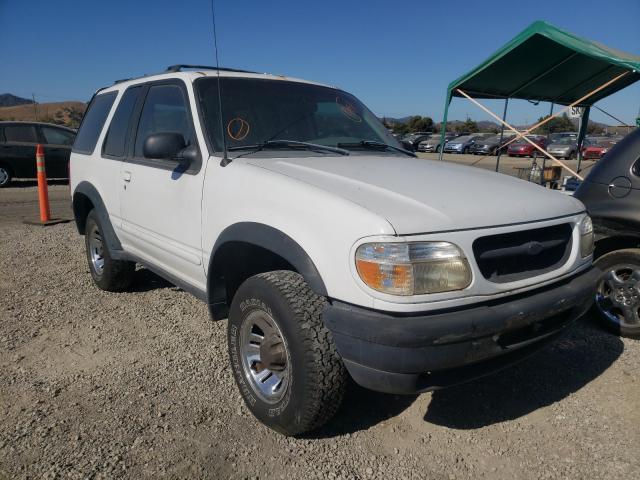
336 97 362 123
227 117 250 141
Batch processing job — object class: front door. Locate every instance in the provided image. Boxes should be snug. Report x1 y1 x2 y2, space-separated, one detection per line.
119 80 207 291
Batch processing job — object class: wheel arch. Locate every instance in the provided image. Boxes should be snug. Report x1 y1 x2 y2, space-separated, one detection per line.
72 181 122 251
594 234 640 260
207 222 327 320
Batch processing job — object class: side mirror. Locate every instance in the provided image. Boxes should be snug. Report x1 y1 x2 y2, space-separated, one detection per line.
143 132 186 160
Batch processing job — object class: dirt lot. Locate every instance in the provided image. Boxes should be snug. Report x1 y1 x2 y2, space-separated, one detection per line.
1 179 638 480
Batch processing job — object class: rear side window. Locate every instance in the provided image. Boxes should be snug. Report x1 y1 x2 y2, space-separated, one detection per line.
103 87 142 157
4 125 38 143
72 92 117 154
41 127 75 146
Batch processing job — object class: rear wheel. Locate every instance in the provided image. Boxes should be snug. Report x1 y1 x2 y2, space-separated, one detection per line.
0 165 12 188
84 210 135 292
594 249 640 338
228 271 347 436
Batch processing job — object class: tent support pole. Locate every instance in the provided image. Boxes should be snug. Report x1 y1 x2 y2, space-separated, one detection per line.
481 70 630 154
456 89 584 180
495 98 509 172
576 106 590 173
438 91 452 161
593 105 633 129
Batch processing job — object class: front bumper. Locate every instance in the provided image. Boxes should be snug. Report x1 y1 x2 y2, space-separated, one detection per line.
323 267 598 394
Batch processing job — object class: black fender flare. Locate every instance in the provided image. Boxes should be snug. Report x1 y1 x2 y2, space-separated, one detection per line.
208 222 328 317
72 181 122 252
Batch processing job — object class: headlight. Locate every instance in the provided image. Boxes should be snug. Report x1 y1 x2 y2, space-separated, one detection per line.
579 216 594 257
355 242 472 295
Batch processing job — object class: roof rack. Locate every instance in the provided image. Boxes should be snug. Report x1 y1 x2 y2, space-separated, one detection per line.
165 64 257 74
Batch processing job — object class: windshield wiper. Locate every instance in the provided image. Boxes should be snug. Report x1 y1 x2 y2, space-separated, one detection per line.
228 139 349 159
337 140 416 157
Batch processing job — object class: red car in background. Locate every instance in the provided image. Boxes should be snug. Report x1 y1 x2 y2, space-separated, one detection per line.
582 140 617 160
507 135 548 158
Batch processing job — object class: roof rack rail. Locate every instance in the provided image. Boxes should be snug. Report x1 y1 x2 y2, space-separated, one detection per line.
113 78 132 84
165 64 257 74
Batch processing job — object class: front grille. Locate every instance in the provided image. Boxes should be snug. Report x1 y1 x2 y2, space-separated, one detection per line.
472 223 572 283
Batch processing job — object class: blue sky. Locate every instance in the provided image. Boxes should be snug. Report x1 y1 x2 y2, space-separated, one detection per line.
1 0 638 125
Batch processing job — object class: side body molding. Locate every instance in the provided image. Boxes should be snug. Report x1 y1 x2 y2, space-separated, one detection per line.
208 222 328 319
72 181 122 252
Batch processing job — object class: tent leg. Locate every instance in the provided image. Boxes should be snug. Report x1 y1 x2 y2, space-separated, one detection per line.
438 92 452 161
576 106 590 173
495 98 509 172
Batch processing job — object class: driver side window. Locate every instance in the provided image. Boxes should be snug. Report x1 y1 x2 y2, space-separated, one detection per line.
134 84 193 158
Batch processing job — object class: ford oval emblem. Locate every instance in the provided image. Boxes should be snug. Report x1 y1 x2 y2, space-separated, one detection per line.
526 241 543 256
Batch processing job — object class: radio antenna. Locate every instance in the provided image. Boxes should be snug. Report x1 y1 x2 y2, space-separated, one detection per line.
210 0 230 166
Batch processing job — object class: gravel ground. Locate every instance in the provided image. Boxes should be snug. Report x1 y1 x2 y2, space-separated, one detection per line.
1 185 639 479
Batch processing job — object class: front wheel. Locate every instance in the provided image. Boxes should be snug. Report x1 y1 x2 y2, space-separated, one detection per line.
0 165 12 188
84 210 135 291
594 249 640 338
228 271 347 436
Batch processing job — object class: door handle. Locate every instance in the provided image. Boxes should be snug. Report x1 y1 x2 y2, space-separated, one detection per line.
123 171 131 182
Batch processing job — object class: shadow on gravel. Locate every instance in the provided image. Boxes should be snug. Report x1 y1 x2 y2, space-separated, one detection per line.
304 382 417 439
129 267 175 293
423 314 624 429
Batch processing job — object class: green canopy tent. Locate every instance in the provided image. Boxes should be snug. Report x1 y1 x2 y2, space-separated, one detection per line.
438 20 640 176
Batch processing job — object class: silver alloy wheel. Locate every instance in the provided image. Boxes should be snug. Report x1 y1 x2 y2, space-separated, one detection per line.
0 167 9 186
596 265 640 328
88 225 105 275
239 309 290 403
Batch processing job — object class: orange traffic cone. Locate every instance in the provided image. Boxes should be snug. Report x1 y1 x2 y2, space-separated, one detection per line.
36 144 51 222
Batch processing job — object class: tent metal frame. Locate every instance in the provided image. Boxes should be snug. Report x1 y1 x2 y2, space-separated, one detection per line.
437 71 631 181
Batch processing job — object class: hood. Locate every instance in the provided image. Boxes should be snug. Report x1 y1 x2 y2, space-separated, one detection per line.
245 155 584 235
548 143 573 150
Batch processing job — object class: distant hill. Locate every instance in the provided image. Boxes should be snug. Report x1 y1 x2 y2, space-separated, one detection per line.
382 116 414 125
0 93 34 107
0 101 86 128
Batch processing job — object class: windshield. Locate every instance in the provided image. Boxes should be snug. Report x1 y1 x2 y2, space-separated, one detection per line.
195 77 398 156
451 135 472 143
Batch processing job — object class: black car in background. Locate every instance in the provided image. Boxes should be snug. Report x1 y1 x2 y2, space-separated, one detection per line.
401 132 433 151
469 133 515 155
0 121 76 187
574 128 640 338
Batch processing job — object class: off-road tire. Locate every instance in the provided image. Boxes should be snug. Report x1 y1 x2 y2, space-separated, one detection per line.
0 164 12 188
228 270 347 436
593 249 640 338
84 209 135 292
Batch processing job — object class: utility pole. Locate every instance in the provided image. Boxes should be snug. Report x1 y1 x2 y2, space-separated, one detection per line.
32 94 38 121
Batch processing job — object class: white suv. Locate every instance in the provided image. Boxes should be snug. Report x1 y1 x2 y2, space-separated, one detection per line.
70 65 598 436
